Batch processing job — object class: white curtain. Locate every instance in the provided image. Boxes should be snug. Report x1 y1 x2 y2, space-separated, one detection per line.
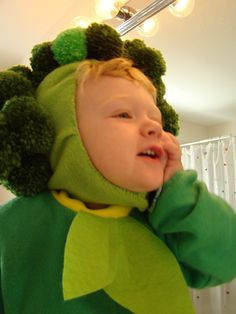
181 135 236 314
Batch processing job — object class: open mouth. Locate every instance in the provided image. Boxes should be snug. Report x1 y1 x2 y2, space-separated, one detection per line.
138 148 162 160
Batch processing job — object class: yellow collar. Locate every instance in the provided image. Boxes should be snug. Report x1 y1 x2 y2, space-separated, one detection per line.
52 190 132 218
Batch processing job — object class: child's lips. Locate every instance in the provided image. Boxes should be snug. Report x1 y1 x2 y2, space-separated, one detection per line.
137 146 164 160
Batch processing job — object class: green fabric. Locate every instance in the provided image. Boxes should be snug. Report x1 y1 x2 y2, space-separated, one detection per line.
0 192 132 314
149 170 236 288
36 63 148 210
1 170 236 313
63 211 194 314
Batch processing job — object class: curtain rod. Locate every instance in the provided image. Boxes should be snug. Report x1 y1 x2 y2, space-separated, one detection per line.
116 0 176 36
180 135 236 148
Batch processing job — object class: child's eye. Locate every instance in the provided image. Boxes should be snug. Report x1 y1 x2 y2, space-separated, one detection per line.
116 112 132 119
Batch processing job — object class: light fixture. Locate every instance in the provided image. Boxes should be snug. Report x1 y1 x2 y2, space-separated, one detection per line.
116 5 159 37
136 16 160 37
169 0 195 18
70 16 92 28
91 0 195 37
94 0 128 20
116 0 176 36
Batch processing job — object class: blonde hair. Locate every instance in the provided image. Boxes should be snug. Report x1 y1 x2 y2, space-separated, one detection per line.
76 58 157 101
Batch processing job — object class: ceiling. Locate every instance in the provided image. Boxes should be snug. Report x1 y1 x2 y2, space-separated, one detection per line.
1 0 235 126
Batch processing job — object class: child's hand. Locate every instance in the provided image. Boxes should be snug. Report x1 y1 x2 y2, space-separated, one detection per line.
161 132 183 183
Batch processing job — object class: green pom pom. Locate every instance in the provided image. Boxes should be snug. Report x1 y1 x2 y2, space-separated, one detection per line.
86 23 123 60
156 78 166 102
122 39 178 134
157 99 179 135
0 111 6 127
4 154 52 196
0 96 54 196
0 126 21 180
8 65 33 82
30 42 59 86
52 27 87 65
3 96 54 154
0 71 33 109
123 39 166 86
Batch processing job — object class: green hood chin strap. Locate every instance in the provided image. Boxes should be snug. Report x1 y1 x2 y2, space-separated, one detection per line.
36 62 148 210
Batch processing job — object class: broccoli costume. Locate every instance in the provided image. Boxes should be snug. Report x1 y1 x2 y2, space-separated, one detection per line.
1 23 236 314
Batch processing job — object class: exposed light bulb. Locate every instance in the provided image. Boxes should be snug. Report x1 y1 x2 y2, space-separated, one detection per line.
94 0 122 19
137 16 159 37
70 16 91 28
169 0 195 18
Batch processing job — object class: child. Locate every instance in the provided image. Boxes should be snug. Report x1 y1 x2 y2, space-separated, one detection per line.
1 24 236 314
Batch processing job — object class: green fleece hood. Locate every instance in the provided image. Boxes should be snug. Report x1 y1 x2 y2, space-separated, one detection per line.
36 62 148 210
0 23 179 198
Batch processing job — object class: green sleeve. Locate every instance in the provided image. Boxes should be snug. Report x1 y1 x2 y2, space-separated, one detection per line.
148 170 236 289
0 211 4 314
0 271 4 314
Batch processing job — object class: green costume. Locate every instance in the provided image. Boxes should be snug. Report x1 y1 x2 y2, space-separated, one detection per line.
1 23 236 314
1 171 236 314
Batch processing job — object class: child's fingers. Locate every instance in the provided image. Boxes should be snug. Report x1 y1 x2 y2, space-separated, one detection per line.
161 132 181 159
161 132 183 182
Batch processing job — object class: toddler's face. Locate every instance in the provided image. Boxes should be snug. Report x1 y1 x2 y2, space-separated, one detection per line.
76 76 168 192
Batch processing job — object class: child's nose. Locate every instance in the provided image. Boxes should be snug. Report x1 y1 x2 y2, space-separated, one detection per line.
140 119 163 138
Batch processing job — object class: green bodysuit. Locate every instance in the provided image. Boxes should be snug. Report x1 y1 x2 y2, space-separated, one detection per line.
1 170 236 313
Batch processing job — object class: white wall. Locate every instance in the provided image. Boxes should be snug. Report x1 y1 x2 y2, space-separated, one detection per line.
178 119 208 144
207 121 236 138
178 119 236 144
